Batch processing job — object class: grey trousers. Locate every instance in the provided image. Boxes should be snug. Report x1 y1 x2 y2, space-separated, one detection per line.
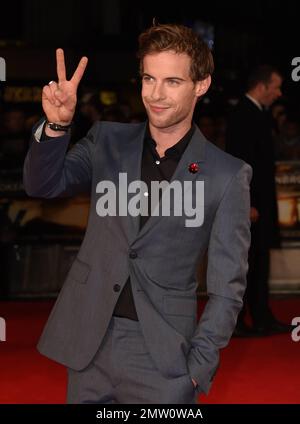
67 316 197 404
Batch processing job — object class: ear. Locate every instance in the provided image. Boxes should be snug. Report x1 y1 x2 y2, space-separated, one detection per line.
195 75 211 98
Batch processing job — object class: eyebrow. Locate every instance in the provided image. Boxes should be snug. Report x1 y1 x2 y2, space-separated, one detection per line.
142 73 186 82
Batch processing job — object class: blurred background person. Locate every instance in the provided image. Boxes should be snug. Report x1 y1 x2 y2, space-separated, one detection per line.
226 65 293 336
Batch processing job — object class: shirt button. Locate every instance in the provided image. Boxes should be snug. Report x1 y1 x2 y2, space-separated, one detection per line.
155 160 160 165
129 250 138 259
113 284 121 292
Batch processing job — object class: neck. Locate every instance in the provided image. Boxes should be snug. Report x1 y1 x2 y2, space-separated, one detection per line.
149 121 192 157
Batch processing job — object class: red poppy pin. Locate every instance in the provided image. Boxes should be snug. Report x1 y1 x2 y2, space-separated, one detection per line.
188 162 199 174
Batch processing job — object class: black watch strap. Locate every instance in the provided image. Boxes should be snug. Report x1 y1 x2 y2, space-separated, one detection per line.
46 121 72 132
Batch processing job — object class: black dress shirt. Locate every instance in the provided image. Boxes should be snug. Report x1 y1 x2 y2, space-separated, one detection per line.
113 123 195 320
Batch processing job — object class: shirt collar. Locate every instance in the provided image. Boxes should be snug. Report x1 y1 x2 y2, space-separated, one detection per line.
144 123 195 159
245 93 263 111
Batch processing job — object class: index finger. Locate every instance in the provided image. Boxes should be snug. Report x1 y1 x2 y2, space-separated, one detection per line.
70 56 88 87
56 48 67 82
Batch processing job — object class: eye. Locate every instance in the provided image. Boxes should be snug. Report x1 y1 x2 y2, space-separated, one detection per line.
142 75 154 83
167 79 180 86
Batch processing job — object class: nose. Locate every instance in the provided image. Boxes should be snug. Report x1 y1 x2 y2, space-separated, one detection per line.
150 81 165 101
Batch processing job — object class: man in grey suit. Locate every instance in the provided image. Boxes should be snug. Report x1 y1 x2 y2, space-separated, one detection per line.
23 24 252 404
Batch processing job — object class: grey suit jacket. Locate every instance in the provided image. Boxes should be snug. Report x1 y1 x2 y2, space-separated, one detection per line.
23 120 252 395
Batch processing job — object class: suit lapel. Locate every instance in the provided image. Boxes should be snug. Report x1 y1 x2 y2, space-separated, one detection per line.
169 125 206 183
119 122 146 244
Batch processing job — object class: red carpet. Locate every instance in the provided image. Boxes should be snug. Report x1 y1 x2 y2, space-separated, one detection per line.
0 298 299 404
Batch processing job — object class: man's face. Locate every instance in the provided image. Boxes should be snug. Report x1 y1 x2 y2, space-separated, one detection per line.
141 51 209 130
261 73 282 107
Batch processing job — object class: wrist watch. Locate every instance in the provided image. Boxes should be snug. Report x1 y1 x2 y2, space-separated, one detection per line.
46 121 72 132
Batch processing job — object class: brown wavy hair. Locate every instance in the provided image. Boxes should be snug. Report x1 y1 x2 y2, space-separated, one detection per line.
137 23 214 82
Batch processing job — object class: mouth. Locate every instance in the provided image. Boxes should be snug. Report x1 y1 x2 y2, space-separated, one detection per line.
149 105 169 113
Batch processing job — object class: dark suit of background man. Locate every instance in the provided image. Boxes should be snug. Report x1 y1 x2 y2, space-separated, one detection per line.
226 65 292 336
23 24 252 403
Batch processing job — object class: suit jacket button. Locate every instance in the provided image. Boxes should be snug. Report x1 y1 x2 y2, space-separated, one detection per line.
129 250 138 259
113 284 121 292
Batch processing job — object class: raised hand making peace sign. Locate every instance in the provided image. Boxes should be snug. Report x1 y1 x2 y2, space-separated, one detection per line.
42 49 88 129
